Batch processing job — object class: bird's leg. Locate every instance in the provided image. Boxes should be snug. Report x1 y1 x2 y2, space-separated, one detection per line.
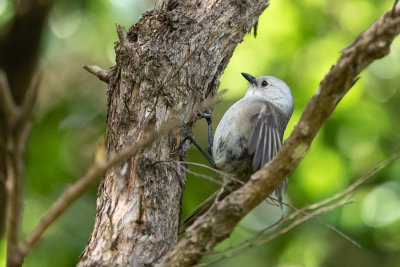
182 125 216 168
199 107 213 156
173 124 216 168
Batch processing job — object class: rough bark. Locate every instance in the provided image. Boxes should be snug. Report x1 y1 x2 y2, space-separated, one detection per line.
0 0 51 239
78 1 269 266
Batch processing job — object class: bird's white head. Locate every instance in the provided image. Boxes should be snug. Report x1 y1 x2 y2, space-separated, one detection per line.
242 73 294 117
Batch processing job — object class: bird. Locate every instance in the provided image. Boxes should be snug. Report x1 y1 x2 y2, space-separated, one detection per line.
180 72 294 234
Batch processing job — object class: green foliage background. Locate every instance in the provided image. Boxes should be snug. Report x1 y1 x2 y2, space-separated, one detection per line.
1 0 400 266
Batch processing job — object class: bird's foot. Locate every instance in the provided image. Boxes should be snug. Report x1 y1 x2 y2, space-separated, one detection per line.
172 124 216 168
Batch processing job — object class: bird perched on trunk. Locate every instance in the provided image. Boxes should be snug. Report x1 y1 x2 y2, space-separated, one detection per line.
180 73 294 233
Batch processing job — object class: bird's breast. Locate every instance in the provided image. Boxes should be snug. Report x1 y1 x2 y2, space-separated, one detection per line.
212 100 254 176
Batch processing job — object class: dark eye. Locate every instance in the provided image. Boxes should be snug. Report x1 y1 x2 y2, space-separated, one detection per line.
261 81 268 87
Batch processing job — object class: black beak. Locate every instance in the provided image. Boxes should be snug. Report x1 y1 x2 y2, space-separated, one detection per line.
241 72 257 85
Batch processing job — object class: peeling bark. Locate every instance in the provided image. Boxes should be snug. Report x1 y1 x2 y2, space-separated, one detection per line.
78 1 269 266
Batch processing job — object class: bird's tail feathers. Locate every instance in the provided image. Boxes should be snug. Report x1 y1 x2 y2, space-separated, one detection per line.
179 184 239 235
179 192 217 235
274 177 288 208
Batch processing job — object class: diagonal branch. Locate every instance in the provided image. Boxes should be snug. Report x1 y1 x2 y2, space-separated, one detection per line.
159 3 400 266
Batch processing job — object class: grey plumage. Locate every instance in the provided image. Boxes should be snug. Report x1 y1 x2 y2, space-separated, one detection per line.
180 73 294 234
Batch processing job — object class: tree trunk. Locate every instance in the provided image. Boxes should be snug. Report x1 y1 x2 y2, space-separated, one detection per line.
78 1 269 266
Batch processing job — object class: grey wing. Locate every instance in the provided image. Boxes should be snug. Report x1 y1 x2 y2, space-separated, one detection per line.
248 103 283 172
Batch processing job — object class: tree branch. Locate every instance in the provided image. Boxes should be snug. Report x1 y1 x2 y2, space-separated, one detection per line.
6 110 33 267
82 65 110 83
1 68 40 267
159 3 400 266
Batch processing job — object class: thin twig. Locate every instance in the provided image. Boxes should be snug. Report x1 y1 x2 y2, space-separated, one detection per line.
176 164 224 186
254 198 354 250
315 212 361 248
160 160 244 185
264 197 359 247
82 65 110 83
296 151 400 213
116 24 128 46
203 216 285 256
